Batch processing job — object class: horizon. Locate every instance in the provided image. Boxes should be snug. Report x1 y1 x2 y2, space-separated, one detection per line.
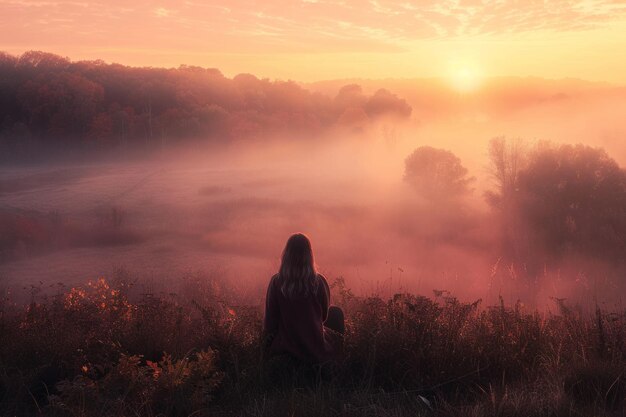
2 1 626 84
2 46 626 300
1 4 626 415
4 49 626 91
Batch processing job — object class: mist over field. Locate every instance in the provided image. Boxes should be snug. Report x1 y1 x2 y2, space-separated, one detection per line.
5 0 626 412
1 54 625 310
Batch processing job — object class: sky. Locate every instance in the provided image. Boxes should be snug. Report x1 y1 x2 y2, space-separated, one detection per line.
2 0 626 84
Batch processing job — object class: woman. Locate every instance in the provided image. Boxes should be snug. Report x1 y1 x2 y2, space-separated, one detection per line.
263 233 344 364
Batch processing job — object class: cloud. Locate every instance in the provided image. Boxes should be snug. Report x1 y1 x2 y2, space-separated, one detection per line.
154 7 170 18
1 0 626 58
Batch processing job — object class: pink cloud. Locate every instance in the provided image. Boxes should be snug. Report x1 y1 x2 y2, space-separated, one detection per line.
1 0 625 59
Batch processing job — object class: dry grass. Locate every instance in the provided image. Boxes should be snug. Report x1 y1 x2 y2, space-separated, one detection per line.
0 273 624 416
0 207 146 263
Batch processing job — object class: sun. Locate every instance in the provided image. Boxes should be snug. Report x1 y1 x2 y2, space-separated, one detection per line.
448 65 483 94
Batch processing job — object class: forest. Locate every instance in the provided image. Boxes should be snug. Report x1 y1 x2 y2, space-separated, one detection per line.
0 51 411 157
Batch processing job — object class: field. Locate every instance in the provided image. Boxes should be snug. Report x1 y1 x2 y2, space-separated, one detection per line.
1 272 624 416
0 73 626 417
1 143 625 416
0 145 504 304
3 0 626 413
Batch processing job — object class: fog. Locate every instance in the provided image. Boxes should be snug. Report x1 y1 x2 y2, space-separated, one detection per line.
2 77 626 310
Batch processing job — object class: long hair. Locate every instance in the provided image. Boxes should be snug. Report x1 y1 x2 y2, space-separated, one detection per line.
279 233 318 298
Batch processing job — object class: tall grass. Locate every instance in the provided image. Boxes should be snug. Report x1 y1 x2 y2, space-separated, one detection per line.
0 273 624 416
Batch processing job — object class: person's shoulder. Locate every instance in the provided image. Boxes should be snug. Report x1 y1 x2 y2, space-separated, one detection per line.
316 273 330 292
271 273 287 290
267 274 281 297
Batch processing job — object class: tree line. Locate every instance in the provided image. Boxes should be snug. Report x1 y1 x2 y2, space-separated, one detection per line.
0 51 412 156
404 139 626 270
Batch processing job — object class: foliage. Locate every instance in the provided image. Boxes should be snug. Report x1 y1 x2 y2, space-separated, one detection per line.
0 275 624 416
486 138 626 267
518 143 626 260
485 136 526 208
50 350 223 416
404 146 475 200
0 51 412 157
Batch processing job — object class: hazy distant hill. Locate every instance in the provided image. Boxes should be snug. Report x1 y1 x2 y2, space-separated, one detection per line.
306 77 626 119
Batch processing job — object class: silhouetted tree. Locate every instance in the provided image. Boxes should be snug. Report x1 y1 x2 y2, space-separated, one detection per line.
518 143 626 262
485 136 526 208
334 84 366 111
16 51 70 73
17 72 103 137
404 146 474 200
486 138 626 270
484 137 529 265
364 89 412 119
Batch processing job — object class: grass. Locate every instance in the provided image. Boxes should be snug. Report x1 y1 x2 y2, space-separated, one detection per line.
0 272 624 416
0 207 145 263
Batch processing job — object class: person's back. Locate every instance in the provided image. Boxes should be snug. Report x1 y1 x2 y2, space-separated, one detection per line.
263 233 344 365
264 272 333 363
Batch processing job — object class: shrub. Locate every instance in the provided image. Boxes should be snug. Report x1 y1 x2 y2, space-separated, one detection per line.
0 275 624 416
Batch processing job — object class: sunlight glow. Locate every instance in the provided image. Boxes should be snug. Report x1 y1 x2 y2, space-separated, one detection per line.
2 2 626 82
449 65 483 93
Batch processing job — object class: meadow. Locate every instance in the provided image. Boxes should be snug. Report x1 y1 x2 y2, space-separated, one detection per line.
1 272 624 417
1 52 626 417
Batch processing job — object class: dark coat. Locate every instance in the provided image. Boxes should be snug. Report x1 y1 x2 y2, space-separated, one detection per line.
263 273 336 363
